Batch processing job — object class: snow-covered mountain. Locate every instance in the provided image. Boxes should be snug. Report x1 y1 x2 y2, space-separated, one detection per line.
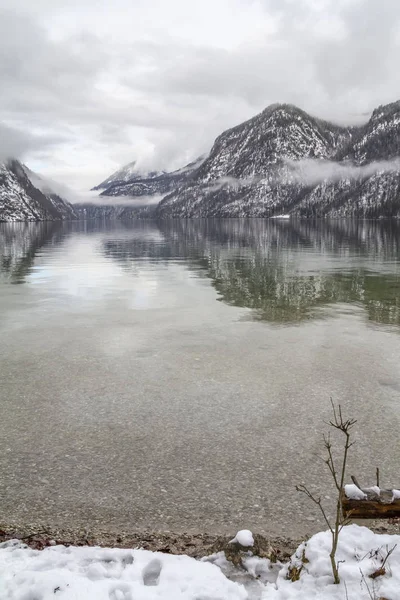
92 161 166 192
5 100 400 222
96 155 206 198
0 160 77 222
77 155 207 219
156 102 400 218
293 101 400 218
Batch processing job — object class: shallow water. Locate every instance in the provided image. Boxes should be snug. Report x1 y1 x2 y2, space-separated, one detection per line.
1 219 399 537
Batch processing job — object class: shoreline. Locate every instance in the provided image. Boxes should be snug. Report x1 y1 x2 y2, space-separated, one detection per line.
1 519 399 561
0 520 301 561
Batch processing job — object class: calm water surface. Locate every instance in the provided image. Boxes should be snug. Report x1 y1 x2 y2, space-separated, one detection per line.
1 219 400 537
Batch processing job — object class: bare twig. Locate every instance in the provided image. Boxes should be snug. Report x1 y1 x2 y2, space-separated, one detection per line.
344 579 349 600
360 568 375 600
20 530 47 541
381 543 397 569
351 475 363 490
323 433 340 491
295 485 333 534
296 401 357 585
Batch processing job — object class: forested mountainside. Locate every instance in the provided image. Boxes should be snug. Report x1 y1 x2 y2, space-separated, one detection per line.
156 101 400 218
0 160 77 222
74 203 157 220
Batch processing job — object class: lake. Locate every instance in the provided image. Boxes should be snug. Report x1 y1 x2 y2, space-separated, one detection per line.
0 218 399 538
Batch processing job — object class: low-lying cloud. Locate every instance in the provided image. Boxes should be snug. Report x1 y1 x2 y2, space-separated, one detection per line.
284 158 400 185
72 193 164 207
203 158 400 192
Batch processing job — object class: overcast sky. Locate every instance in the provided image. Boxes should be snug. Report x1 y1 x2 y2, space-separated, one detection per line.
1 0 400 190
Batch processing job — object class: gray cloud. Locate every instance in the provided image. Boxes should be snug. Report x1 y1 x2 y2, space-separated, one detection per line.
0 11 106 112
0 123 37 162
0 0 399 189
130 0 400 121
0 122 66 162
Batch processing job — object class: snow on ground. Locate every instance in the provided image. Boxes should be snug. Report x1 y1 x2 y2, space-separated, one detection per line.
1 525 400 600
0 542 247 600
268 525 400 600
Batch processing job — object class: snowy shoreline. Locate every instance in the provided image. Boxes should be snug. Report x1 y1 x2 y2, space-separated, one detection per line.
2 525 400 599
1 518 399 556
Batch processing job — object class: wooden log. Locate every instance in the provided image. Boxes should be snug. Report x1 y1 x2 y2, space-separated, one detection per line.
342 487 400 519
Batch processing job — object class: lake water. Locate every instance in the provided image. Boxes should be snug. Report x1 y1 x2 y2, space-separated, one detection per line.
1 219 400 538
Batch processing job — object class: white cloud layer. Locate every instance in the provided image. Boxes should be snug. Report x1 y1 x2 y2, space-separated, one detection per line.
285 158 400 185
0 0 399 190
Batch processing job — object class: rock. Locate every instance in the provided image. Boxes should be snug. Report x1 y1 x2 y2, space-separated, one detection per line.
207 533 278 567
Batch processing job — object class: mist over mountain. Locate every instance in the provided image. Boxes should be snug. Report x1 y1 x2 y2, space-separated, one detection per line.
92 162 167 192
2 100 400 222
72 155 206 219
96 155 206 198
0 160 77 222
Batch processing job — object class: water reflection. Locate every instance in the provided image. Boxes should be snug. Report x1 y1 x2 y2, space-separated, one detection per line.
104 219 400 327
0 222 63 284
0 219 399 327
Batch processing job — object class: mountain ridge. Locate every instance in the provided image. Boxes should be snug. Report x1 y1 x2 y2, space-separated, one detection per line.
96 155 206 198
156 101 400 218
92 161 166 192
0 160 77 222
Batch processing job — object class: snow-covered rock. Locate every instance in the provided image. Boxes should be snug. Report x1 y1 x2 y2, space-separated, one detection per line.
344 484 367 500
229 530 255 547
